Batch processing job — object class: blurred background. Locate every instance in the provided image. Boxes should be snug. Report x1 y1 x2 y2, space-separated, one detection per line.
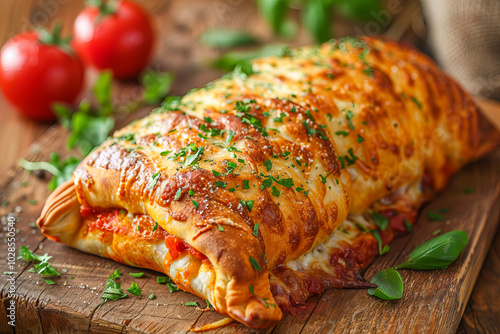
1 0 499 168
0 0 499 331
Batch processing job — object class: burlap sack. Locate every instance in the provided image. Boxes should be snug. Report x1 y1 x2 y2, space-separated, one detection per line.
421 0 500 100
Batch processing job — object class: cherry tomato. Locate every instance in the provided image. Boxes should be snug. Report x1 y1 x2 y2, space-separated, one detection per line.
73 0 155 79
0 29 84 121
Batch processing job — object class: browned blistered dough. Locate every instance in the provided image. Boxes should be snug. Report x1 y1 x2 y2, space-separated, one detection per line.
37 37 500 329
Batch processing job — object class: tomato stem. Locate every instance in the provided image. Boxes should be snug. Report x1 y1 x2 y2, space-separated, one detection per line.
36 23 73 52
86 0 118 17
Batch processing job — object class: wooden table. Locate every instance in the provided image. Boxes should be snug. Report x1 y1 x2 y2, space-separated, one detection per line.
0 0 499 333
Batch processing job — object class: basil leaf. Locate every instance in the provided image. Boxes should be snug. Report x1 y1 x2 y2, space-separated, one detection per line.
368 268 403 300
257 0 289 36
44 279 56 285
93 70 113 116
142 71 174 105
302 0 332 43
68 112 115 156
211 44 286 71
396 230 469 270
371 211 389 231
336 0 383 22
200 29 258 48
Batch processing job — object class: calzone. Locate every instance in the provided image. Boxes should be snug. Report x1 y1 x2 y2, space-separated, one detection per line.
37 37 500 329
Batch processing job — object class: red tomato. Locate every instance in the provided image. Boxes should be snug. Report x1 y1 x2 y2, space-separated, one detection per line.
0 32 84 121
73 0 155 79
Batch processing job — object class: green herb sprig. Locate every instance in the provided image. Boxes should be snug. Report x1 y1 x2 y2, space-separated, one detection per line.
396 230 469 270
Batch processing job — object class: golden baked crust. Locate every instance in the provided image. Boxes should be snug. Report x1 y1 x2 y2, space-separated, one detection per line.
37 36 500 329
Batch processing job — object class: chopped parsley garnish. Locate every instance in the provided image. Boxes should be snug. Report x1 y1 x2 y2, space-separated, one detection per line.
271 185 280 197
44 279 56 285
212 170 222 177
273 112 287 123
240 199 255 212
174 188 182 200
149 294 156 300
263 159 272 171
404 219 413 232
249 285 255 295
274 177 294 188
249 256 262 271
411 97 423 110
18 246 60 277
160 150 171 156
335 130 349 137
129 272 144 278
428 210 445 221
362 67 374 76
356 134 365 143
126 282 141 296
302 119 328 140
226 129 234 144
192 200 199 209
253 223 259 237
370 229 390 255
189 189 195 196
148 172 161 189
235 100 268 137
465 187 475 194
243 180 250 189
344 148 358 166
346 110 355 130
101 269 128 302
214 181 227 188
185 301 198 307
152 221 159 232
218 225 225 232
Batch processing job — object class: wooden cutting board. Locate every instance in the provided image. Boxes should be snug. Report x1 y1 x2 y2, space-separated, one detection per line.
0 102 499 334
1 1 500 333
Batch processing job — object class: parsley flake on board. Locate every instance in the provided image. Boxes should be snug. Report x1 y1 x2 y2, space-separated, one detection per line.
126 282 142 296
18 246 60 277
101 270 128 303
19 153 81 191
129 272 144 278
427 210 445 221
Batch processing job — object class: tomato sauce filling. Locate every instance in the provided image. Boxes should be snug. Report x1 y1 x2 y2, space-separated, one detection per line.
81 205 207 262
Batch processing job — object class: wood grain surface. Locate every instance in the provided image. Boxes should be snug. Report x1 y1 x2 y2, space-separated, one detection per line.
0 0 499 333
